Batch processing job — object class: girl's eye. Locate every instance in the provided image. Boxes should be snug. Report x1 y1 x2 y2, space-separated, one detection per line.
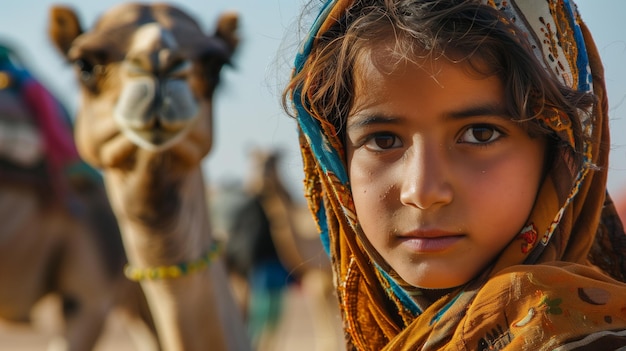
459 125 502 144
364 133 401 150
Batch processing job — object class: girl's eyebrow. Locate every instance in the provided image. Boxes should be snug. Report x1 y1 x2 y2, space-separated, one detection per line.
346 114 399 129
347 103 509 129
445 103 509 120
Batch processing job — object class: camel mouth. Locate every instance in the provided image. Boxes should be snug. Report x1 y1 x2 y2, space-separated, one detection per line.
119 114 197 151
138 124 175 145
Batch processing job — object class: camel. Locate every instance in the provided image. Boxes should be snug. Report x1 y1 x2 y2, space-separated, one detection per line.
214 148 343 351
48 3 250 351
0 44 158 351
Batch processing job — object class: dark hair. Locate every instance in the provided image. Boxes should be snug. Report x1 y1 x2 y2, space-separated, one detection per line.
283 0 595 170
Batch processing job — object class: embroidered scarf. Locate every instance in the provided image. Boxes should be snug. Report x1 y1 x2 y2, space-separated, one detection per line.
288 0 626 350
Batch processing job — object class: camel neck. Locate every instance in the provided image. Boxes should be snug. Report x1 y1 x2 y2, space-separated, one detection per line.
104 164 212 269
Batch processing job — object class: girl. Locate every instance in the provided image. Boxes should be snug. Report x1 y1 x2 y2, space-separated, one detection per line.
283 0 626 350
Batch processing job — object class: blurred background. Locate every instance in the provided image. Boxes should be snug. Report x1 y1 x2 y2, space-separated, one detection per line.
0 0 624 350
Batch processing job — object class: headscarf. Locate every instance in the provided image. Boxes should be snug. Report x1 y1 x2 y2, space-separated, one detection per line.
288 0 626 350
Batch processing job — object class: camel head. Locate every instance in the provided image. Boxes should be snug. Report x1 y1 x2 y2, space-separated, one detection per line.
48 3 238 170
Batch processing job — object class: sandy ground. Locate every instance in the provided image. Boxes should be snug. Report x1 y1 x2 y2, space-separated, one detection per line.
0 286 345 351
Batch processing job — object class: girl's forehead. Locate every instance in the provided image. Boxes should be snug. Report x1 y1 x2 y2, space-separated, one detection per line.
354 42 426 78
353 44 489 88
350 49 504 115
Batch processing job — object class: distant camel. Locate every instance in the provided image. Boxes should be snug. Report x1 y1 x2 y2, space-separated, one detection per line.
214 148 343 351
0 44 158 350
49 3 250 350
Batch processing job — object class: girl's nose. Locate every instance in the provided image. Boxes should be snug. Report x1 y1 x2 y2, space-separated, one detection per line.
399 142 453 210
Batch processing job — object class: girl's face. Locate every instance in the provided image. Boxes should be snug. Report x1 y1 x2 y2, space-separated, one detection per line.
345 51 546 289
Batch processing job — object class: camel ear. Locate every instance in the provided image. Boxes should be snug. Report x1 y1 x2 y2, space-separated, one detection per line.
48 5 83 58
215 11 239 53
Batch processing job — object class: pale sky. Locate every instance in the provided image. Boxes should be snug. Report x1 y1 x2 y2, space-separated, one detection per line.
1 0 625 200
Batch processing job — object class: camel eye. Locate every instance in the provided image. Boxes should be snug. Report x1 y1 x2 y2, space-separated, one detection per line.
74 58 94 79
73 58 104 91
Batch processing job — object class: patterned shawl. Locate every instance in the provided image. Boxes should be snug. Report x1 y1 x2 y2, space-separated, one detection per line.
289 0 626 350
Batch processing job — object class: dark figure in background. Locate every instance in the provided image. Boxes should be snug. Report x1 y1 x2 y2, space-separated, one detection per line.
218 181 295 350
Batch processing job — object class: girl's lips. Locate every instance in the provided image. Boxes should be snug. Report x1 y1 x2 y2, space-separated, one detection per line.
397 234 464 253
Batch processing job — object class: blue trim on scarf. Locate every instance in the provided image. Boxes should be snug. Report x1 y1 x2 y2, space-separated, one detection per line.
294 0 337 72
293 0 348 184
317 203 331 256
430 291 463 325
378 265 422 316
562 0 591 93
293 89 349 184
